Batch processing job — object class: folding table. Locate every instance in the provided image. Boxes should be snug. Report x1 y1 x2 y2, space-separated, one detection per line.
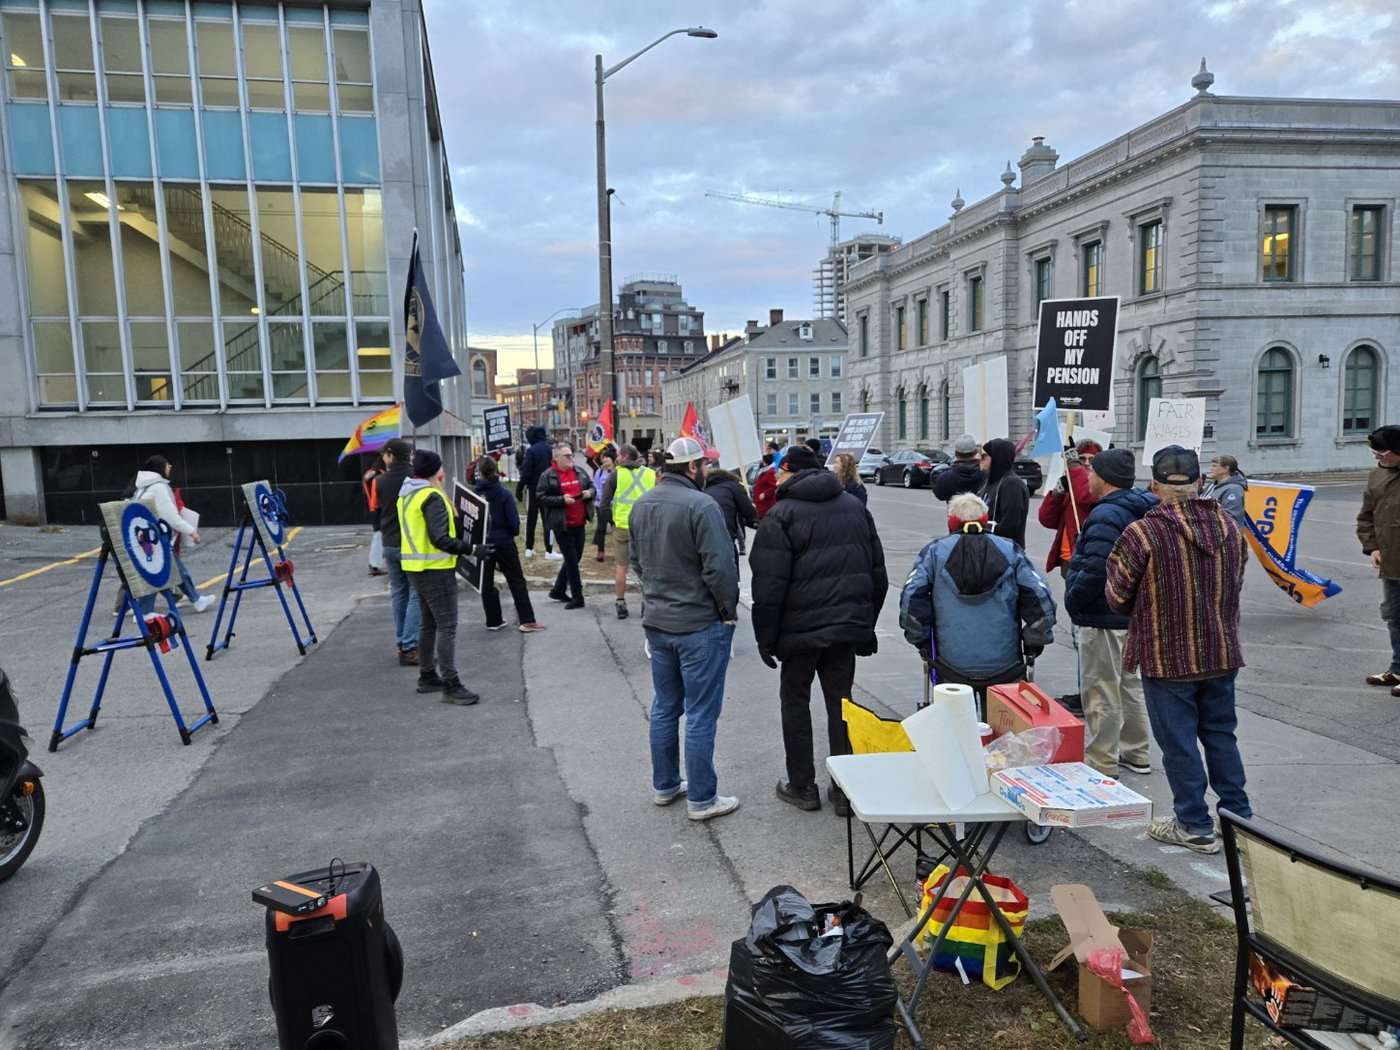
828 752 1084 1047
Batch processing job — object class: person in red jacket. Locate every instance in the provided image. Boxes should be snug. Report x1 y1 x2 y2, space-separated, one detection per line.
752 452 778 520
1038 439 1102 575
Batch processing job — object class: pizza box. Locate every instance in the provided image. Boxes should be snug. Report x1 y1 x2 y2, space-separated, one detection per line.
991 762 1151 828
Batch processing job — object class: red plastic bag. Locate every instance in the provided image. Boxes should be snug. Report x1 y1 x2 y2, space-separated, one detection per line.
1086 947 1154 1044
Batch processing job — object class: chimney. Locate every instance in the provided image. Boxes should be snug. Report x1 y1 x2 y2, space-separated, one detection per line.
1018 136 1059 186
769 308 784 327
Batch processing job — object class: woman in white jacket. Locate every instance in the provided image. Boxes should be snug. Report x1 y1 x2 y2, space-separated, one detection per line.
131 455 214 613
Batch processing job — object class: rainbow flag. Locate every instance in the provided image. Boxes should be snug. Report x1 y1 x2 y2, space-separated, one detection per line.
338 404 401 462
1241 480 1341 608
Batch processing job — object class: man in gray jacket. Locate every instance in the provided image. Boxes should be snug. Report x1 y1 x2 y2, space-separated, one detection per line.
629 436 741 821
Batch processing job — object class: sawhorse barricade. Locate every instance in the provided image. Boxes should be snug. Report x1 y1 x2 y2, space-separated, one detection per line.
206 504 316 660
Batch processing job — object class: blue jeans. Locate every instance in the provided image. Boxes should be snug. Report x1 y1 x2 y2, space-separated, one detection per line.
1382 578 1400 675
384 547 421 652
647 621 735 811
1141 672 1252 835
135 553 201 616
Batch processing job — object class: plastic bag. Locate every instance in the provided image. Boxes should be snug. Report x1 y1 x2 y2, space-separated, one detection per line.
722 885 897 1050
1086 946 1156 1045
915 864 1028 990
984 725 1061 773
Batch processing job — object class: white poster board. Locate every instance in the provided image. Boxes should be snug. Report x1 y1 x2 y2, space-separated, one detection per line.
1142 397 1206 466
707 395 763 471
961 356 1009 444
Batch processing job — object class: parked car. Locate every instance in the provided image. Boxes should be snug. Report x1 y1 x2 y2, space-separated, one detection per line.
856 449 885 480
873 448 950 489
1013 456 1044 496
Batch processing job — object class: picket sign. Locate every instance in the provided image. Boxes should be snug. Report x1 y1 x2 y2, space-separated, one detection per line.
1142 398 1206 465
962 356 1009 445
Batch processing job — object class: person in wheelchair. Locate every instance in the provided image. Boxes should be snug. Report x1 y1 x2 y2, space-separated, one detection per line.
899 492 1056 699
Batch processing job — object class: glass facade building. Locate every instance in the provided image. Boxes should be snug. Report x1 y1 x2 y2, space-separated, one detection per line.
0 0 470 524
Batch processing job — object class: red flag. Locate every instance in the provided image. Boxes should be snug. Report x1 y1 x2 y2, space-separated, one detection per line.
679 402 719 460
588 398 615 453
681 402 698 438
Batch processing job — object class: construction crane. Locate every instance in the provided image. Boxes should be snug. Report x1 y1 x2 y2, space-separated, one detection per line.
705 190 883 247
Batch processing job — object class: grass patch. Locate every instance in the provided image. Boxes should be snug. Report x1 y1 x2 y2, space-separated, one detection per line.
446 897 1273 1049
1135 865 1177 891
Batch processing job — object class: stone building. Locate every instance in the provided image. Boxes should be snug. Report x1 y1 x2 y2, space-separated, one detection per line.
844 65 1399 473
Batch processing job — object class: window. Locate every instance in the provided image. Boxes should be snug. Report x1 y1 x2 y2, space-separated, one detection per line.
314 323 352 400
830 356 842 378
787 356 798 379
1343 346 1379 434
917 298 929 345
645 368 653 385
51 12 97 102
471 358 489 397
895 305 906 350
655 339 667 354
255 188 299 314
68 181 117 315
646 396 654 413
918 385 929 439
332 28 373 113
787 392 798 415
1262 205 1296 282
1350 206 1384 281
4 13 48 100
684 340 693 354
354 319 391 400
765 357 776 380
858 314 868 357
115 183 166 318
241 20 285 110
1034 257 1052 309
147 19 192 104
766 393 777 416
967 275 983 331
298 188 346 316
810 392 821 414
809 356 820 377
1138 220 1162 295
940 290 950 339
897 393 907 439
1256 348 1294 437
178 322 218 403
940 379 951 441
82 321 124 404
100 16 145 104
1136 355 1161 441
288 25 331 111
196 20 238 106
1081 241 1102 297
831 390 842 413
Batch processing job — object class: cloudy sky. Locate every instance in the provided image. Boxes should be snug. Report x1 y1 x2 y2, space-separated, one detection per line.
425 0 1400 380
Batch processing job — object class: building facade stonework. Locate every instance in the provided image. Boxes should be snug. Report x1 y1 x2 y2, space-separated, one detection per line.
845 81 1400 473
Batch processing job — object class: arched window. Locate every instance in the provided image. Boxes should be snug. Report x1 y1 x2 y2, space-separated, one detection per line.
918 384 930 440
471 358 489 398
1135 355 1161 441
1343 346 1379 435
939 379 951 441
1256 347 1294 437
896 387 908 439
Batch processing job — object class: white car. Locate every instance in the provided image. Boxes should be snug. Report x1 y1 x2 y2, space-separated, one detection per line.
856 449 885 480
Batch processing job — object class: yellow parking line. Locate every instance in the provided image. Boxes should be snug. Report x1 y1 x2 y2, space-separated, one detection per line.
199 526 304 589
0 546 102 588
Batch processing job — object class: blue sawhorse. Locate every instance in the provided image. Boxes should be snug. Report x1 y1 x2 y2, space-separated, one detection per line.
206 512 316 660
52 545 218 750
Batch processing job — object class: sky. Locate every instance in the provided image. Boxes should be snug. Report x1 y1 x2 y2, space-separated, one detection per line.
424 0 1400 381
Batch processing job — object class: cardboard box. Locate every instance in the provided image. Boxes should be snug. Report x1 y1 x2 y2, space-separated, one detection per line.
1249 954 1381 1033
1048 884 1154 1032
986 681 1085 763
991 762 1152 828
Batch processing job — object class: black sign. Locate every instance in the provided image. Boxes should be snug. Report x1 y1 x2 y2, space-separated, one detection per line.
824 412 885 467
452 481 489 592
482 403 512 453
1032 296 1119 411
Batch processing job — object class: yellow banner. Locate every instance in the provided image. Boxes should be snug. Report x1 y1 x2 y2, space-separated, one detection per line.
1241 481 1341 608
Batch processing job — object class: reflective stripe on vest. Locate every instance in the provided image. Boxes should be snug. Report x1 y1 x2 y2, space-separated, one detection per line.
611 466 655 528
397 486 457 571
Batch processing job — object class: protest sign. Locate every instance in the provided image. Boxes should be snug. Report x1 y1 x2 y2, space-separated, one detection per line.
962 356 1008 444
482 403 512 452
825 411 885 467
1033 296 1119 411
452 481 489 591
707 395 763 471
1142 398 1205 465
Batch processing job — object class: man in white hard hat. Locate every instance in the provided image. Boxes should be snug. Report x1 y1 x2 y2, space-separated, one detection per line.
628 436 741 822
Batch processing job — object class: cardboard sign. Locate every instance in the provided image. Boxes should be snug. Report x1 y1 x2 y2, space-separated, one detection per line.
1141 397 1205 465
242 480 287 551
1033 296 1119 411
101 498 172 599
452 481 489 591
707 395 763 470
961 356 1009 444
824 411 885 467
482 403 512 453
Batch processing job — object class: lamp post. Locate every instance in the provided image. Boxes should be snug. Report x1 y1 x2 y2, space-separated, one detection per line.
595 27 717 436
532 306 582 433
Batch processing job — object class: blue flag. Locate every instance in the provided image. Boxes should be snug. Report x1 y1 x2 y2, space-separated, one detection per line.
1029 398 1063 458
402 237 460 428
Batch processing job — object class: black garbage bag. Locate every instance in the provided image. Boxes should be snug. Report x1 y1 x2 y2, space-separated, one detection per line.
722 885 896 1050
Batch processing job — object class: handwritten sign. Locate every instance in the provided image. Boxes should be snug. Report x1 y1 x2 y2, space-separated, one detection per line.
1142 398 1206 466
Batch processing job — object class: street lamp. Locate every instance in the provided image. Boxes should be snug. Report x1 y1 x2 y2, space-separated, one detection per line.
532 305 582 433
595 27 717 439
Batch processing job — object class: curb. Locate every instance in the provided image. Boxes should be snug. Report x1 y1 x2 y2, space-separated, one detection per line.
407 967 728 1047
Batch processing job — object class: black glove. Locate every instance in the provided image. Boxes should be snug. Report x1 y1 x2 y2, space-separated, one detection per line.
473 544 494 559
759 648 777 669
1023 644 1044 661
855 635 878 658
917 646 932 666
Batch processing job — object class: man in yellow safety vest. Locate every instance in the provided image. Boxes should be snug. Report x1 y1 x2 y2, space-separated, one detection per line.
599 443 655 620
397 449 485 705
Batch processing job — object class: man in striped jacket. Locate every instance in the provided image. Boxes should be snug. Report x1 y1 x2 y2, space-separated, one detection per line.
1105 445 1251 855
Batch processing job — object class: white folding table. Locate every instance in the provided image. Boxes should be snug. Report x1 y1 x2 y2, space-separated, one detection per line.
828 752 1084 1047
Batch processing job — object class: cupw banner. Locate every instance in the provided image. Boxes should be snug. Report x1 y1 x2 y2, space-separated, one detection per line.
1032 296 1119 411
1242 481 1341 608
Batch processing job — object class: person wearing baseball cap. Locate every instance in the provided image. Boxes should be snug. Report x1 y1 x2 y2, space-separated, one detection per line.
1062 447 1157 777
932 434 986 502
1105 444 1251 853
1359 424 1400 694
627 434 741 822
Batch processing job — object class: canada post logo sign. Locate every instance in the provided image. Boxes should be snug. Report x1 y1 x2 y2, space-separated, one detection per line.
1242 481 1340 608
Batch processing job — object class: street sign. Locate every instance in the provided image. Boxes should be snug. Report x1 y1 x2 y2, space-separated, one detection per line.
452 481 489 592
1142 397 1206 465
1033 296 1119 410
707 395 762 470
962 356 1009 444
825 412 885 467
483 403 512 452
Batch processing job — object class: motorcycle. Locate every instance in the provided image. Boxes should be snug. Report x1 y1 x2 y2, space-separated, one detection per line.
0 668 45 882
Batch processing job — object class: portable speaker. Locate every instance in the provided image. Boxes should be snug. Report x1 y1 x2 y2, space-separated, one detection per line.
263 862 403 1049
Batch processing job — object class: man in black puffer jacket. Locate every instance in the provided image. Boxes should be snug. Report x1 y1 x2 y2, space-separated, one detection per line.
749 443 888 815
1063 447 1157 777
704 465 757 565
519 425 555 557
